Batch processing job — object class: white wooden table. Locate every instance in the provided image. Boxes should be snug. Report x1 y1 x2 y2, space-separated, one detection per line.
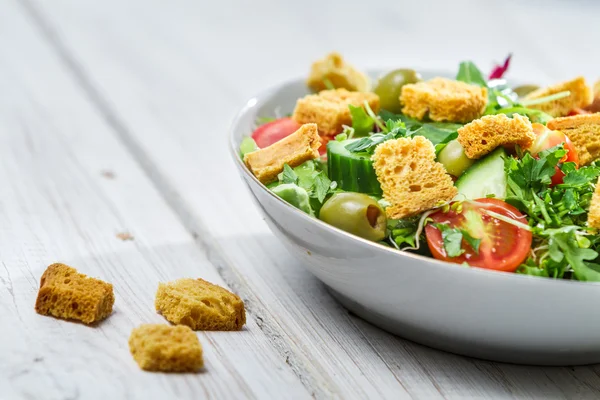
2 0 600 398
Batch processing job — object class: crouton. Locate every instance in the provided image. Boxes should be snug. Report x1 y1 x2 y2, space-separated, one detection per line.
457 114 535 159
400 77 487 123
547 113 600 165
35 263 114 324
156 278 245 331
588 177 600 229
307 52 369 93
244 123 320 184
129 324 203 372
372 136 457 219
524 76 593 117
595 80 600 98
292 89 380 136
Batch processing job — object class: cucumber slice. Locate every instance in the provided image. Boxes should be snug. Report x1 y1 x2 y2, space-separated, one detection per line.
455 147 507 200
327 139 382 195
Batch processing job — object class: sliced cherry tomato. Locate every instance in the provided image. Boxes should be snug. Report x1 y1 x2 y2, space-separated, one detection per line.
251 117 301 148
425 198 532 272
530 123 579 186
318 135 332 157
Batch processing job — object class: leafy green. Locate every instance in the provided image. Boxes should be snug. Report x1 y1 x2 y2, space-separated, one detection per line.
378 110 461 149
456 61 487 87
256 116 277 125
462 230 482 254
281 164 299 185
313 171 332 203
435 224 465 257
348 104 374 137
344 132 395 153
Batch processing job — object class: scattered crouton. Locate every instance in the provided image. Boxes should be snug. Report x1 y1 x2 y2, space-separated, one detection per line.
524 76 592 117
372 136 457 219
35 263 114 324
292 89 380 136
457 114 535 159
156 278 246 331
588 177 600 229
547 113 600 166
244 123 320 184
400 77 487 123
129 324 203 372
595 80 600 98
307 52 369 93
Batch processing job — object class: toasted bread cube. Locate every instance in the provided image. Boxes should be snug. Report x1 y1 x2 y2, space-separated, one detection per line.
457 114 535 159
400 77 487 123
524 77 592 117
244 123 320 184
129 324 203 372
35 263 114 324
372 136 457 219
156 278 245 331
547 113 600 166
292 89 380 136
307 52 369 93
588 177 600 229
594 80 600 98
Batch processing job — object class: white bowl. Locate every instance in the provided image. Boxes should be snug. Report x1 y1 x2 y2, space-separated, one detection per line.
229 70 600 366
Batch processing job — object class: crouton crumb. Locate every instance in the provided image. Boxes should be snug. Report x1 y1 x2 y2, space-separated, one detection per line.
372 136 457 219
307 52 369 92
400 77 487 123
457 114 535 159
244 123 320 184
292 89 380 136
524 76 593 117
547 113 600 166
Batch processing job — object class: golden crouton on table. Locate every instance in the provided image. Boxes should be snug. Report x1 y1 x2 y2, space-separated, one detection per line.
35 263 114 324
129 324 204 372
292 88 380 136
156 278 246 331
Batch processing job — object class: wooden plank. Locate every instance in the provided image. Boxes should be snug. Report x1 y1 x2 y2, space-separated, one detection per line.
19 0 600 398
0 2 309 399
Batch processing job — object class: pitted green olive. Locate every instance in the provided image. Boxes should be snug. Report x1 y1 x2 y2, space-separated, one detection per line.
373 69 421 113
319 192 387 241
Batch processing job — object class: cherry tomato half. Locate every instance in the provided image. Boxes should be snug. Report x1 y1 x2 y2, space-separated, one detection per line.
251 117 301 148
425 198 532 272
530 123 579 186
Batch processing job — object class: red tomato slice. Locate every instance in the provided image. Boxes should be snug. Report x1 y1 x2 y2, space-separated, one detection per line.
530 123 579 185
425 198 532 272
251 117 301 148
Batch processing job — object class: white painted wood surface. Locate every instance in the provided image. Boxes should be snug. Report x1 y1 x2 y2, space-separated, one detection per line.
3 0 600 398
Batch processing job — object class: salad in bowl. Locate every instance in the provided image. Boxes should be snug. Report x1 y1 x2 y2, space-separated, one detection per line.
239 52 600 282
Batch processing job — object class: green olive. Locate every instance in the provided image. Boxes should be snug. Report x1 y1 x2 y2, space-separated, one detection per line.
373 69 421 113
319 192 387 241
438 139 475 177
513 84 540 98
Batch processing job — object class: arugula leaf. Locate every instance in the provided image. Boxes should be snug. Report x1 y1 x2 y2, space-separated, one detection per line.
547 228 600 281
312 171 331 203
456 61 487 87
348 105 375 137
281 164 299 185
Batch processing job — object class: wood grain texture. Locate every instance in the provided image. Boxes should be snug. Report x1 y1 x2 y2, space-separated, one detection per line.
6 0 600 398
0 2 309 399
